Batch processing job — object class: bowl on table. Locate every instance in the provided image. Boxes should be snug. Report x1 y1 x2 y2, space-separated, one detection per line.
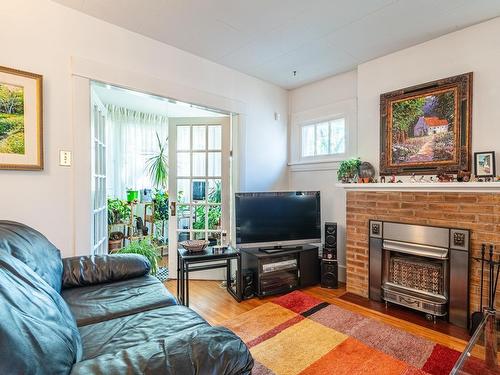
180 240 209 253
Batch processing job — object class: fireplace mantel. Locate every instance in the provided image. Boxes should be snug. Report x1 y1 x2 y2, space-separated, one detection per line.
336 182 500 192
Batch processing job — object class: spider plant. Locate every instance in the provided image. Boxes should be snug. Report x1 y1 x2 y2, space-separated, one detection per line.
117 240 161 275
146 132 168 190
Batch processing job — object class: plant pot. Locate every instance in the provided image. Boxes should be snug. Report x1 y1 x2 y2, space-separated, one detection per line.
127 190 139 202
108 238 123 252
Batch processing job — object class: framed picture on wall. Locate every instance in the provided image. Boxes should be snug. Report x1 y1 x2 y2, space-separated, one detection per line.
474 151 496 178
0 66 43 170
379 72 472 175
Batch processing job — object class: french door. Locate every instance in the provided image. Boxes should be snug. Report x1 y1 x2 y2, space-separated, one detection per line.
168 117 230 277
90 89 108 255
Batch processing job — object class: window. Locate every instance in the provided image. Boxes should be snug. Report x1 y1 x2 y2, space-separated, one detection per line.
301 118 346 158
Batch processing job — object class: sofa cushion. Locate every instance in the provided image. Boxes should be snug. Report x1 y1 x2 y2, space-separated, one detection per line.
0 220 63 292
0 253 82 375
62 254 151 289
62 275 177 326
80 305 209 360
71 326 253 375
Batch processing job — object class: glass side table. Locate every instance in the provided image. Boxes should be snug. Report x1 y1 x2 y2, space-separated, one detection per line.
451 310 500 374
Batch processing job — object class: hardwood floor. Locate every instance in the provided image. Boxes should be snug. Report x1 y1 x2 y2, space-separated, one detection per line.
164 279 470 353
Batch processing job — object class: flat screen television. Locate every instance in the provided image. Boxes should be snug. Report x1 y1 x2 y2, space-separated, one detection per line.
235 191 321 248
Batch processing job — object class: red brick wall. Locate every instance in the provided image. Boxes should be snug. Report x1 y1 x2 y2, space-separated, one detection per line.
346 191 500 312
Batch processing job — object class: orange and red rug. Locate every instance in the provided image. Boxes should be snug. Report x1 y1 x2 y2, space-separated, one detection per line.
223 291 476 375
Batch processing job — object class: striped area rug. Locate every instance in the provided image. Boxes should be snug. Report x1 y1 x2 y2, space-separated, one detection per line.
223 291 483 375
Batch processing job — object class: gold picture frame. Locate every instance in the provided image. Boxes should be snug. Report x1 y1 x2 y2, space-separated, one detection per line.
0 66 43 170
380 73 472 175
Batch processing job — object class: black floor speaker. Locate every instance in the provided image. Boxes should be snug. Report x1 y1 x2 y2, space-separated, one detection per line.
241 270 255 300
321 259 338 289
323 222 337 260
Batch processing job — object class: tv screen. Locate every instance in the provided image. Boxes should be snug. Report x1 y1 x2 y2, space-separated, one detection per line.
235 191 321 246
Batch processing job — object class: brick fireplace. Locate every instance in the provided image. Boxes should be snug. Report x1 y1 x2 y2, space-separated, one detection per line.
346 191 500 319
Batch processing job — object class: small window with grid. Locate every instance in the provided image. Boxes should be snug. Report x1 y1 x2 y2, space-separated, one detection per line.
301 118 346 159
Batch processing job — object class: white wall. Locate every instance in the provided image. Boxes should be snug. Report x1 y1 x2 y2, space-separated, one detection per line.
0 0 288 257
288 17 500 282
357 17 500 169
288 70 358 282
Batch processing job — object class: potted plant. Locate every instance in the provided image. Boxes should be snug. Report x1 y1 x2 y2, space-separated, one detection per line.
117 239 161 275
107 198 131 225
153 190 169 246
107 198 131 251
146 132 169 190
337 158 362 183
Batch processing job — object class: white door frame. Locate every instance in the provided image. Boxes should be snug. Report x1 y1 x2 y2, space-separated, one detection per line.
71 57 245 257
168 117 230 279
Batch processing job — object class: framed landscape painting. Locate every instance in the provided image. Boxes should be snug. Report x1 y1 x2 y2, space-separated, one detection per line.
0 66 43 170
380 73 472 175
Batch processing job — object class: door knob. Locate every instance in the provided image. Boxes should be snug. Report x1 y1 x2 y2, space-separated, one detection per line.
170 201 176 217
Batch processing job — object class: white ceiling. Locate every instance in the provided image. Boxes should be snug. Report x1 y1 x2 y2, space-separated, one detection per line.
93 83 228 117
54 0 500 89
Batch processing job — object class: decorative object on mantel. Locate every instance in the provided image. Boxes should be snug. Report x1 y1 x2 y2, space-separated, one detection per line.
0 66 43 170
337 157 361 183
358 161 375 183
474 151 496 178
436 171 454 182
380 72 473 176
457 170 471 182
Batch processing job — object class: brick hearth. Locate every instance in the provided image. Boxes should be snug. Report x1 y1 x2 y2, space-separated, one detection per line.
346 191 500 314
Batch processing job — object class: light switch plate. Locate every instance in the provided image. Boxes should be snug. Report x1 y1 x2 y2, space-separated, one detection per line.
59 150 72 166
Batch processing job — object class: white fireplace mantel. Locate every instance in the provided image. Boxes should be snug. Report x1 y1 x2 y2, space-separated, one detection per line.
336 182 500 193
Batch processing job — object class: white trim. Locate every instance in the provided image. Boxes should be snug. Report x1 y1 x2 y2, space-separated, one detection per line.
289 161 340 172
72 76 93 256
336 182 500 192
71 56 247 115
71 57 245 258
289 98 357 166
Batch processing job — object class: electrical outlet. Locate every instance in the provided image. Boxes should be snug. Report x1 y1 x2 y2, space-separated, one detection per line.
59 150 72 166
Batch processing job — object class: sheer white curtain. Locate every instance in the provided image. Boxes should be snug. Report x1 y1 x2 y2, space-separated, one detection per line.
106 105 168 199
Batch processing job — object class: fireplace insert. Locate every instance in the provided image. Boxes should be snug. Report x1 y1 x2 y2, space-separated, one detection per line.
369 221 470 328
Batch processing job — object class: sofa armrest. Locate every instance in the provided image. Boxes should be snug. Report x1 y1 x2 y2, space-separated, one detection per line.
62 254 151 289
70 326 253 375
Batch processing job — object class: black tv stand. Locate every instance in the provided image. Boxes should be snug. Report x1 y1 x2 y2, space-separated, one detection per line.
259 245 303 254
240 245 319 297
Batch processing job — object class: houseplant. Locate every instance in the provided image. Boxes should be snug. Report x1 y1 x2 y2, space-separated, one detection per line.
146 132 169 190
337 158 361 183
117 239 161 275
153 190 169 245
107 198 131 251
107 198 131 225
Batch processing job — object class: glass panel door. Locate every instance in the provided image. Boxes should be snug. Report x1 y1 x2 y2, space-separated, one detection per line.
91 91 108 255
168 117 230 277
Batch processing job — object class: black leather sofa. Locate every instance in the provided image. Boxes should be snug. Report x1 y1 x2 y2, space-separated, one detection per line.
0 221 253 375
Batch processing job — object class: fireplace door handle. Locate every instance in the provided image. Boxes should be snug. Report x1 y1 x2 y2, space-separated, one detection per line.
400 297 419 306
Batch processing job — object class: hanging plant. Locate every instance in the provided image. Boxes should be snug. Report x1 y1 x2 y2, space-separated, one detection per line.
146 132 169 190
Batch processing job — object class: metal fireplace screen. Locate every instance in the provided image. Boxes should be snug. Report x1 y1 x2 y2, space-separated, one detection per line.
389 256 443 295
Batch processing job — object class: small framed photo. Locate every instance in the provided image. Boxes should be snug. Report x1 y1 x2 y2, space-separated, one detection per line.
474 151 496 178
0 66 43 170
